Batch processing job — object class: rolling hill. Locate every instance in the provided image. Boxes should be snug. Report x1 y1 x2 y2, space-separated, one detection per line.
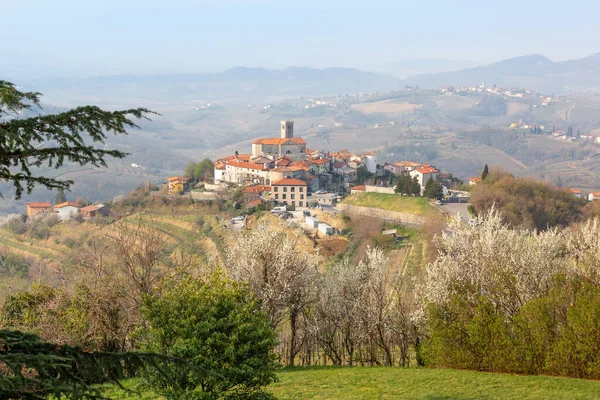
404 53 600 94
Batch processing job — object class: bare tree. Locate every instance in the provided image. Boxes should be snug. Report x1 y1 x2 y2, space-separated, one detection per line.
226 222 319 366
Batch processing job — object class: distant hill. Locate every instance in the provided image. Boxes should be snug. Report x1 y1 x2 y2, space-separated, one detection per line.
403 53 600 94
376 59 479 79
17 67 401 106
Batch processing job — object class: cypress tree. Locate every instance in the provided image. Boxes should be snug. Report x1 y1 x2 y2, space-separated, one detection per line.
482 164 489 180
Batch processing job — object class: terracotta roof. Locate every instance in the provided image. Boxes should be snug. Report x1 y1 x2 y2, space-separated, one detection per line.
26 202 52 208
252 137 306 145
590 192 600 197
245 199 263 207
416 167 439 174
394 161 421 168
54 202 80 209
469 176 482 183
167 176 191 182
352 185 366 191
218 153 252 162
80 205 100 213
569 188 581 194
272 178 307 186
228 161 269 171
214 161 226 170
333 162 346 168
313 158 330 165
243 185 271 193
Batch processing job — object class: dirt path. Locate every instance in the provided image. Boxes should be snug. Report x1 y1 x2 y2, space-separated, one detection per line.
566 102 576 121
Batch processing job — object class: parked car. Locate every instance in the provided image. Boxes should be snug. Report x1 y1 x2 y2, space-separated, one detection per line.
303 210 311 217
315 190 327 194
271 206 287 213
231 215 246 223
435 200 442 205
278 212 293 220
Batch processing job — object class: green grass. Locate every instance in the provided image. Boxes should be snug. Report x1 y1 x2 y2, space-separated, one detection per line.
343 193 436 216
101 367 600 400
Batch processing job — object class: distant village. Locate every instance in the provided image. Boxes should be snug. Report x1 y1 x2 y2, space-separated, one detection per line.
21 118 600 225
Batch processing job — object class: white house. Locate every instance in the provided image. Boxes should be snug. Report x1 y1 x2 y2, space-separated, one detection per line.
409 166 439 192
363 152 377 174
54 202 80 221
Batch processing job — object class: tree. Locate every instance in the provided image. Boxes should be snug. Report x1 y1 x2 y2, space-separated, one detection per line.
226 222 319 366
423 177 443 199
481 164 489 180
184 161 197 178
0 80 154 198
140 273 278 399
356 165 373 185
193 158 215 181
55 188 67 204
0 329 193 400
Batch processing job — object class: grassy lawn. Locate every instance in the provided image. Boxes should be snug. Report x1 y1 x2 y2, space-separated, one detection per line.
101 367 600 400
343 193 436 216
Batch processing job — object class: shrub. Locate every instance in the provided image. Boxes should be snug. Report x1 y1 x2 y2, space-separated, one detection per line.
140 272 278 399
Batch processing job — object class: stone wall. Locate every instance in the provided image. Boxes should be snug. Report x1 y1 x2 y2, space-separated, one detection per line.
338 203 427 226
365 185 396 194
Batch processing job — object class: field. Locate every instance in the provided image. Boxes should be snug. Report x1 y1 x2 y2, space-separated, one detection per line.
101 367 600 400
350 100 422 114
342 193 437 217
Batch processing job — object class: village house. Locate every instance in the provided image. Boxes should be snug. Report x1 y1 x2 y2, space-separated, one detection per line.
409 165 440 192
242 185 271 203
80 204 110 219
588 192 600 201
272 178 308 208
469 176 482 186
569 188 582 198
26 202 52 218
167 176 191 193
350 185 366 194
54 202 80 221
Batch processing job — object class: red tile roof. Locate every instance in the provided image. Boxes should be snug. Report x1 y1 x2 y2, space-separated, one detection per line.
243 185 271 193
167 176 191 182
469 176 482 183
54 202 80 209
245 199 262 207
352 185 366 191
416 167 439 174
272 178 307 186
569 188 581 194
252 137 306 145
313 158 330 165
26 202 52 208
80 205 100 213
228 161 269 171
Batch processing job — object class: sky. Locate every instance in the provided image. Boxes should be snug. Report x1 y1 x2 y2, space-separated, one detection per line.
2 0 600 78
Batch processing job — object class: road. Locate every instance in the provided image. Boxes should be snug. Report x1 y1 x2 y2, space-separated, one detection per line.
441 202 471 222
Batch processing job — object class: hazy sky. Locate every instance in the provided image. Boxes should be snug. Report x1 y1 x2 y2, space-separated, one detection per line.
3 0 600 78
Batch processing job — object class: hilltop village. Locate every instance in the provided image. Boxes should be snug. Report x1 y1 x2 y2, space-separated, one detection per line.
208 120 444 209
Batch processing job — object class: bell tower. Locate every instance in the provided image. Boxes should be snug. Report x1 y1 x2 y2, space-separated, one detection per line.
281 120 294 139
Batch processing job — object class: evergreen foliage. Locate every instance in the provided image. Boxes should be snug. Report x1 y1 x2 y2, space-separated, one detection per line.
422 177 443 199
0 329 195 400
481 164 489 180
0 80 155 198
140 272 278 399
55 189 67 204
394 174 420 196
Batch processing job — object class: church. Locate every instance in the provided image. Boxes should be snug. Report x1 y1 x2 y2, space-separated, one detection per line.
251 120 307 162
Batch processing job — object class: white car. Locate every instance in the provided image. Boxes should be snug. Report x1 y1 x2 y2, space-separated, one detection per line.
315 190 327 194
231 216 246 223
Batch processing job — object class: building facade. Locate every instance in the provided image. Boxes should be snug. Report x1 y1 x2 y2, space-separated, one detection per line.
272 178 307 208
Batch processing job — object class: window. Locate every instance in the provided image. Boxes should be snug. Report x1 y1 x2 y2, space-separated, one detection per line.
274 187 278 192
300 194 304 199
282 194 286 200
299 201 303 207
299 187 304 192
291 194 295 200
283 187 287 192
275 194 279 199
291 187 295 192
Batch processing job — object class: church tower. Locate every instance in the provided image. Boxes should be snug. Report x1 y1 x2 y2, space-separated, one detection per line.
281 120 294 139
